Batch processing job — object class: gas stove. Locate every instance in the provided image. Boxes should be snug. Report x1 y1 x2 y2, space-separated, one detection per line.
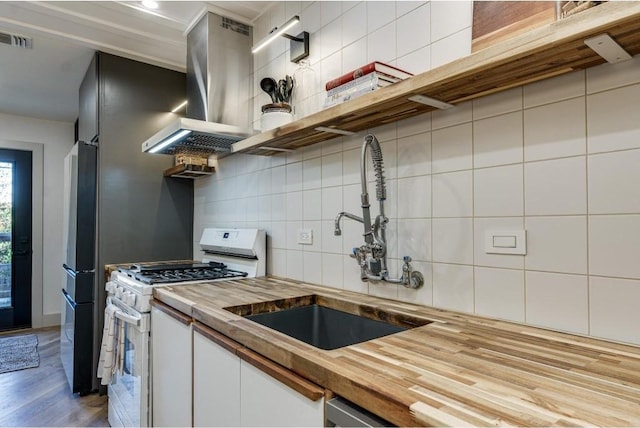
106 228 266 312
118 261 248 285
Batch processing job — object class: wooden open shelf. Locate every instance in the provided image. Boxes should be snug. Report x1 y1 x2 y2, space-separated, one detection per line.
232 2 640 156
164 163 215 179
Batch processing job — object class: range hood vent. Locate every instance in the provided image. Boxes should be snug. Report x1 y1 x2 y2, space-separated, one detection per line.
0 31 33 49
142 13 254 156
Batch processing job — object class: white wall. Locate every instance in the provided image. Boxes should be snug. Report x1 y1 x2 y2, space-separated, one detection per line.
194 1 640 346
0 112 74 327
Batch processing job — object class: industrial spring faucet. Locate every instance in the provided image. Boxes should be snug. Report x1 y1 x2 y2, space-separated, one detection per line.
335 134 424 289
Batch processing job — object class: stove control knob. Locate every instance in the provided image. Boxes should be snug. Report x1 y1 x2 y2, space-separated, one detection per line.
116 286 124 299
105 282 113 293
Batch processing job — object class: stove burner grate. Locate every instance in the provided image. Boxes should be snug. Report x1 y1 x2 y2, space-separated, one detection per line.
119 262 248 285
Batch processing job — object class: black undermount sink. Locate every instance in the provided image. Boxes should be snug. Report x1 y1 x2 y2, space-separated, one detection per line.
224 295 431 350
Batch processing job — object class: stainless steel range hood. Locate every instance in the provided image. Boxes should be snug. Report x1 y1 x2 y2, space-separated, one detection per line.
142 12 255 156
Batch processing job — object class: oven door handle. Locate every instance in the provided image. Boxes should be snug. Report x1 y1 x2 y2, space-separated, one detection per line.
115 310 141 326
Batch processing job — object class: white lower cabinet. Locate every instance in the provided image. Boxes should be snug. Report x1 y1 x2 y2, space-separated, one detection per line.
151 303 193 427
240 360 325 427
193 326 241 427
192 322 325 428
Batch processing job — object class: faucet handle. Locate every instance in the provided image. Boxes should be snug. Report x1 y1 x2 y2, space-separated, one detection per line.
403 256 412 263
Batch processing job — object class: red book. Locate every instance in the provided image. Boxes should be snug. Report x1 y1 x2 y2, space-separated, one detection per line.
325 61 413 91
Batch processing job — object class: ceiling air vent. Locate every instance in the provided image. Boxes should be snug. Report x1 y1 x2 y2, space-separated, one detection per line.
0 31 33 49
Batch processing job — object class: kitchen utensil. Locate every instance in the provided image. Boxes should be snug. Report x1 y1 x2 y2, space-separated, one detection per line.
277 79 287 103
260 77 278 103
285 75 294 103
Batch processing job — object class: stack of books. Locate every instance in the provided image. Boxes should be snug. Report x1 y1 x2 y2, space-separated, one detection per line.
323 61 413 108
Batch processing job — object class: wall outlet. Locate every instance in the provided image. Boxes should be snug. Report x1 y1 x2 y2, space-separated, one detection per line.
297 228 313 245
485 230 526 255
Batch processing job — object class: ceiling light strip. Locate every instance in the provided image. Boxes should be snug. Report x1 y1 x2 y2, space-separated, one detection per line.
251 16 300 53
170 100 188 113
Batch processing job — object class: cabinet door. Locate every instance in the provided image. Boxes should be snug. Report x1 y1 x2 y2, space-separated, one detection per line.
240 360 324 427
151 305 192 427
78 53 99 142
193 328 241 427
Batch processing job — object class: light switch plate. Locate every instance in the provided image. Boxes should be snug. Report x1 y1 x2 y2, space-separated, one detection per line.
297 228 313 245
485 230 526 255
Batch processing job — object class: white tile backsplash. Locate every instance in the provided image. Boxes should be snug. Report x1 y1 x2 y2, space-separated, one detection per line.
303 158 322 190
524 97 586 161
430 28 471 68
321 152 342 188
432 101 472 130
433 263 474 313
430 0 471 43
525 216 587 275
586 55 640 94
197 3 640 346
524 70 585 108
320 18 343 59
367 1 396 33
526 271 588 335
321 186 342 220
397 175 431 219
473 111 523 168
396 1 426 18
432 218 473 264
524 156 586 216
474 267 524 322
396 3 430 58
285 162 303 192
397 112 431 138
303 189 322 221
432 170 473 218
397 218 431 262
397 132 431 178
587 83 640 154
474 164 523 217
321 220 342 254
286 191 303 221
588 149 640 214
590 276 640 345
589 215 640 280
321 1 342 26
321 253 344 289
396 46 430 75
303 251 323 284
286 250 304 280
473 87 522 120
431 123 473 173
342 3 366 47
367 21 397 63
342 38 367 75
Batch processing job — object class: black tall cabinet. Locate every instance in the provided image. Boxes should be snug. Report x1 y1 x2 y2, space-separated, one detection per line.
70 52 193 393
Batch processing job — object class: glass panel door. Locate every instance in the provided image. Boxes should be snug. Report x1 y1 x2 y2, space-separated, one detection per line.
0 161 12 309
0 148 32 330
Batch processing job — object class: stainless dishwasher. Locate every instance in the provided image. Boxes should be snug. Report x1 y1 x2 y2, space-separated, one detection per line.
326 397 394 427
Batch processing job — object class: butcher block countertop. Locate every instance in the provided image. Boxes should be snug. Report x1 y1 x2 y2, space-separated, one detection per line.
152 276 640 427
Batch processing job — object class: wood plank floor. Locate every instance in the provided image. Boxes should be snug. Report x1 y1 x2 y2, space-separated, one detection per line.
0 327 108 427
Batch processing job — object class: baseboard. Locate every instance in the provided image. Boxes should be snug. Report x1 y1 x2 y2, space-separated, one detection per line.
42 312 61 328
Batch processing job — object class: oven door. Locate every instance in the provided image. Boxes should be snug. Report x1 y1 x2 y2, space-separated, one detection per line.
106 296 150 428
